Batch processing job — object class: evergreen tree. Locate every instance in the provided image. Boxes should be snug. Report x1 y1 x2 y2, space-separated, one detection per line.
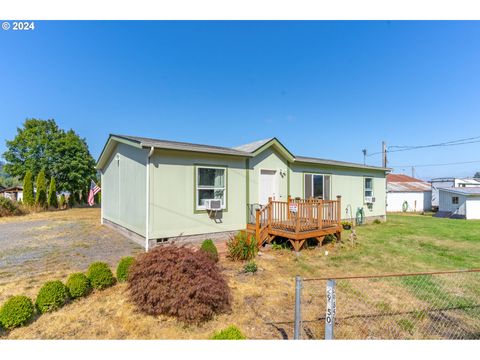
47 177 58 208
35 169 47 208
67 192 75 208
23 170 34 206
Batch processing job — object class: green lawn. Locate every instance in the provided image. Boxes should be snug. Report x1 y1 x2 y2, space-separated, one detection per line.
326 213 480 274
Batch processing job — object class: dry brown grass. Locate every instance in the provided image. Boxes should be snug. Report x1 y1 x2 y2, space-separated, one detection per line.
2 242 345 339
1 211 479 339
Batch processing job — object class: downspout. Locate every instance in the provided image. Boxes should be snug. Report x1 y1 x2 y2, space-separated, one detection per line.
100 170 104 225
145 146 154 252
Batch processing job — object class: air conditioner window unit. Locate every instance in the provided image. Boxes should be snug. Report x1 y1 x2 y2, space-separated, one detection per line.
204 199 222 210
365 196 373 204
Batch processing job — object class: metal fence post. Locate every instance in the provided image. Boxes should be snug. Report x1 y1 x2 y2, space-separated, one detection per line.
294 275 302 339
325 279 336 340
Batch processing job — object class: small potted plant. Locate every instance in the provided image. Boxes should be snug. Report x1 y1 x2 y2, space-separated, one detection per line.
341 220 352 230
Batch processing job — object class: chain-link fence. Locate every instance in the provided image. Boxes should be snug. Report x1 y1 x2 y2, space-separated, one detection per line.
293 269 480 339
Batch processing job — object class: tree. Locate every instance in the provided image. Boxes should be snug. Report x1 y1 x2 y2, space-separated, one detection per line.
47 177 58 208
0 160 20 188
3 119 97 193
23 170 34 206
67 192 75 208
35 169 47 207
50 129 97 194
3 119 63 179
474 171 480 179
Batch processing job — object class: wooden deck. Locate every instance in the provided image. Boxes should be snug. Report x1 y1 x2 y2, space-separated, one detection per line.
246 196 342 252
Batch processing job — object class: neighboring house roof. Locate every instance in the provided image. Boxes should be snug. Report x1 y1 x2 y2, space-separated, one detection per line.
387 174 431 192
97 134 390 172
0 186 23 193
430 177 480 185
439 187 480 196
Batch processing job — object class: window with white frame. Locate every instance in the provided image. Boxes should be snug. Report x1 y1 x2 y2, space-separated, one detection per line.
364 177 374 201
196 166 226 210
304 173 331 200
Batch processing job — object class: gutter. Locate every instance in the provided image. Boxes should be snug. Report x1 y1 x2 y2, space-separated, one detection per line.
145 146 154 252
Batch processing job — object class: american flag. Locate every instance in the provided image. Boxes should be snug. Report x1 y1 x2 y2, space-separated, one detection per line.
88 180 101 206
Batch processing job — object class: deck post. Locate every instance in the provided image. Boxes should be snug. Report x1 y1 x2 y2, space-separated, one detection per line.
255 209 260 246
336 195 342 226
268 197 272 228
317 202 323 230
287 195 291 220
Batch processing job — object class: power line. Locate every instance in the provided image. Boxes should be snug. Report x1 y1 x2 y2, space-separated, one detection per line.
366 135 480 157
390 159 480 168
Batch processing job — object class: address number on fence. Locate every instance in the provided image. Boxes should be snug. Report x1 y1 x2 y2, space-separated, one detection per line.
325 279 336 339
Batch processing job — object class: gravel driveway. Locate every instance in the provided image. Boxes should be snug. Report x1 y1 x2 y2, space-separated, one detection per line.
0 208 142 300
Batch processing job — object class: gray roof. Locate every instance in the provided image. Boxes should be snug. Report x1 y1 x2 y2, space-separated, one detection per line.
113 134 250 157
233 138 274 152
295 156 388 171
105 134 388 171
439 187 480 196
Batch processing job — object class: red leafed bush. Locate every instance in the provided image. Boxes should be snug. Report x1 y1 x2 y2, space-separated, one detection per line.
128 245 231 324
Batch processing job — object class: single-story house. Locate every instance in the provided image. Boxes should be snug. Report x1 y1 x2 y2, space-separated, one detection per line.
96 135 389 250
386 174 431 212
438 187 480 219
430 177 480 210
0 186 23 202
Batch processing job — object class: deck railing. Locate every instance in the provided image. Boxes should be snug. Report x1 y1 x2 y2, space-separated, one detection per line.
254 195 342 245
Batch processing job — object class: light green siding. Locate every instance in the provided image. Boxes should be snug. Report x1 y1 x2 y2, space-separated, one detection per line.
248 147 289 204
149 150 247 239
100 138 387 245
290 163 386 219
102 143 147 236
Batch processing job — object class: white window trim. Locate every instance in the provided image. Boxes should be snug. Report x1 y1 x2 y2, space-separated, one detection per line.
196 165 227 211
304 173 331 200
364 177 374 202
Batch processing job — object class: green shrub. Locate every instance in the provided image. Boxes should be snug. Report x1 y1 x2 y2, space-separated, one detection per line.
211 325 246 340
0 296 35 330
47 177 58 208
59 194 65 209
373 219 382 224
35 280 69 313
23 170 35 206
35 169 47 208
0 197 24 217
116 257 134 282
200 239 219 262
87 262 115 290
226 231 257 261
243 261 258 273
66 273 91 299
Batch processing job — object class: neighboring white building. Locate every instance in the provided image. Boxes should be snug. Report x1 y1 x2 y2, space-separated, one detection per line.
430 177 480 209
0 186 23 202
438 187 480 219
387 174 432 212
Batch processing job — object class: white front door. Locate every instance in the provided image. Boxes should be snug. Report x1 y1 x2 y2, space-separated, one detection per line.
259 170 277 205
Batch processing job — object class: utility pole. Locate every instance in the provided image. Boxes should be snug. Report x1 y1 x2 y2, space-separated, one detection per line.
411 166 415 178
362 149 367 165
382 141 387 168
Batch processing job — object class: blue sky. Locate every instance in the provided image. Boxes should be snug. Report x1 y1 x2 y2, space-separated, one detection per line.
1 21 479 179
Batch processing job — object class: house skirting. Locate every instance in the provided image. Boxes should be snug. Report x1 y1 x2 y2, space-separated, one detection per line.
102 218 146 248
103 217 240 250
148 229 240 249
